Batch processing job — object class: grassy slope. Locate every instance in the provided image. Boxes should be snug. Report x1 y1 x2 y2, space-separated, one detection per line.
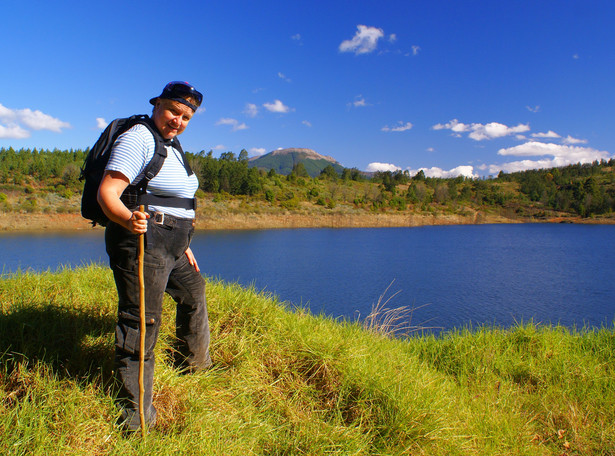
0 266 613 455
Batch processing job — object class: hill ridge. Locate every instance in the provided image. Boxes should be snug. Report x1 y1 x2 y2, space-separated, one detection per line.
248 147 344 177
248 147 338 164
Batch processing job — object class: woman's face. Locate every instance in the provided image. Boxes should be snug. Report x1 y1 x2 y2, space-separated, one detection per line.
152 99 194 139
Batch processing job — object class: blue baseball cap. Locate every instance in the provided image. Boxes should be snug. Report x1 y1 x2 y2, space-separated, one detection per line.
149 81 203 112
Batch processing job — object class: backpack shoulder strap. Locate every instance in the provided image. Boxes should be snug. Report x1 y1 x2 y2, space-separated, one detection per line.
170 137 194 176
120 116 197 212
131 118 168 193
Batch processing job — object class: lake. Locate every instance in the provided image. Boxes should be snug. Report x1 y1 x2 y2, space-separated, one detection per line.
1 224 613 333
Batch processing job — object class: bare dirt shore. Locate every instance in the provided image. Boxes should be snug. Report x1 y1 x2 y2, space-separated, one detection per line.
195 211 519 230
3 210 609 233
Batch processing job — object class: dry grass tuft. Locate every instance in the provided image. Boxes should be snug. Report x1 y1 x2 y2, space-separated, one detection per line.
363 280 440 337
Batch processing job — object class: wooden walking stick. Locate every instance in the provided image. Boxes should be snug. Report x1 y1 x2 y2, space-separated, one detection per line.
138 205 146 437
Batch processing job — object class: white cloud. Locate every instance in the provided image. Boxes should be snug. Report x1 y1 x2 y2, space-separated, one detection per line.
213 144 227 151
291 33 302 43
339 25 385 55
489 141 611 174
263 99 293 113
562 135 587 145
432 119 471 135
381 121 413 132
278 72 291 83
15 108 71 132
468 122 530 141
510 131 587 146
250 147 266 156
302 120 312 127
348 95 371 108
388 33 397 43
244 103 259 118
366 162 401 172
0 124 30 139
0 103 70 138
531 130 560 139
215 118 248 131
498 141 605 159
526 105 540 113
0 104 14 119
412 45 421 56
13 109 68 133
407 166 477 179
433 119 530 141
96 117 108 129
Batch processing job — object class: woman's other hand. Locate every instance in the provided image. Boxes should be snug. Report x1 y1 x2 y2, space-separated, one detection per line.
185 247 200 272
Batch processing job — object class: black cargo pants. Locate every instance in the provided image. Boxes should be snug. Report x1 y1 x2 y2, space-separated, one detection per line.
105 214 211 431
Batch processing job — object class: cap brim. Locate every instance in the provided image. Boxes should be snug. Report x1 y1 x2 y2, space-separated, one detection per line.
150 96 198 112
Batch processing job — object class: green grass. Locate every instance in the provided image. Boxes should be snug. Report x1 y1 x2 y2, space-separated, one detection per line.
1 266 614 455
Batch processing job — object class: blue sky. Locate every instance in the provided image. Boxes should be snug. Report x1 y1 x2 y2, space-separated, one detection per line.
2 0 614 177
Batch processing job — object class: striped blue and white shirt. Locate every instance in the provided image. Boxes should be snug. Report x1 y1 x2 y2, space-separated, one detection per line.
106 123 198 219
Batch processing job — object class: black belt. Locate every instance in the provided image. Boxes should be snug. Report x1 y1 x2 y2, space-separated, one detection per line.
148 211 195 228
139 193 196 210
121 191 196 211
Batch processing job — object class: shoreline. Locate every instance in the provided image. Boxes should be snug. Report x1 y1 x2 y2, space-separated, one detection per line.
1 211 612 233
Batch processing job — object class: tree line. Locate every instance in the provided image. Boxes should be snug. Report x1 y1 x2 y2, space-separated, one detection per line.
500 162 615 217
1 146 614 218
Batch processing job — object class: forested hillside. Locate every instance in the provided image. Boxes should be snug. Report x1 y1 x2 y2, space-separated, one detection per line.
0 146 614 221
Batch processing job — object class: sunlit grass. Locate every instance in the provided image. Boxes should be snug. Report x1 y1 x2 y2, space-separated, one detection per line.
1 266 614 455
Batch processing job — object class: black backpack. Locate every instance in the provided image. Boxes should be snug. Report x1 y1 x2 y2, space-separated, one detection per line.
79 114 195 227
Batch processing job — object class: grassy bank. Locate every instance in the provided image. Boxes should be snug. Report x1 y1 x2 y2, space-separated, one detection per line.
1 266 614 455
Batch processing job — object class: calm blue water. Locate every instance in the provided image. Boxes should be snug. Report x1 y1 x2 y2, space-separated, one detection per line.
1 224 613 332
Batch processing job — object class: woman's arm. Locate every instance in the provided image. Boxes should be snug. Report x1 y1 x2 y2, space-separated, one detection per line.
97 170 149 234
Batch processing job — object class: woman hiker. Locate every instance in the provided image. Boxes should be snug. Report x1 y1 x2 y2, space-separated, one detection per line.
97 81 211 432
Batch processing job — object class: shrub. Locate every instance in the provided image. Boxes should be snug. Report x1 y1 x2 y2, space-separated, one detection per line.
20 196 38 213
60 189 73 199
280 197 299 210
389 196 407 211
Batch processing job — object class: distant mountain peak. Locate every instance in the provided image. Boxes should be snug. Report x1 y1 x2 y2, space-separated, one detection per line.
248 147 344 177
249 148 338 164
